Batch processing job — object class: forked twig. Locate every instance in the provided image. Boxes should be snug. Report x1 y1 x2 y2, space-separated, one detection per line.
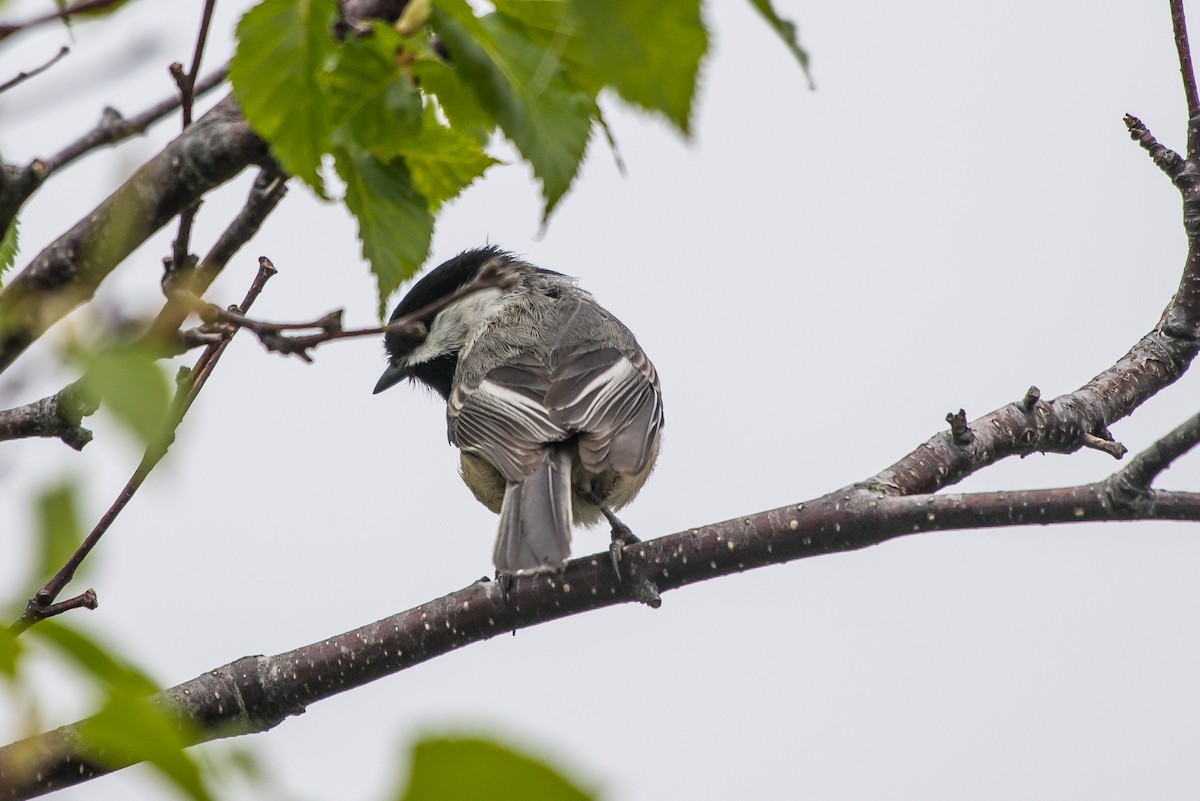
9 260 278 635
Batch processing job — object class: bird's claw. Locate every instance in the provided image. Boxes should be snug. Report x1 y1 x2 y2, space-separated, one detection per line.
602 507 640 582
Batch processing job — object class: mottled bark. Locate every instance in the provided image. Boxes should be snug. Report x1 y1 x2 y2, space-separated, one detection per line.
0 94 268 373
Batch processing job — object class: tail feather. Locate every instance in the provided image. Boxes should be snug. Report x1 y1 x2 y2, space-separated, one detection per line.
494 449 573 573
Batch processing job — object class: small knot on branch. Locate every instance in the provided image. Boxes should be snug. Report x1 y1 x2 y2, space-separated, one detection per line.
27 158 49 181
946 409 974 446
1124 114 1186 178
628 574 662 609
1020 385 1041 412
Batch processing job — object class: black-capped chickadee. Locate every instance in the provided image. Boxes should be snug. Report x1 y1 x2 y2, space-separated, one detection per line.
373 246 664 574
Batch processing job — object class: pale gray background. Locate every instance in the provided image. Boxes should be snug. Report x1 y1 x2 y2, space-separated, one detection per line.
2 1 1199 799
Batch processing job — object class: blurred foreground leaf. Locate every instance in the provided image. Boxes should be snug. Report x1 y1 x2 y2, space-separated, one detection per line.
36 481 83 583
0 627 21 680
0 216 17 287
35 621 214 800
396 736 594 801
83 691 212 801
77 343 171 447
745 0 813 87
33 620 156 694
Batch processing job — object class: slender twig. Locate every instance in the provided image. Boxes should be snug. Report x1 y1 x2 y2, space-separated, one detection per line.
165 0 220 292
9 261 278 636
1082 432 1128 458
144 168 288 356
174 0 217 129
0 66 229 240
1172 0 1200 156
0 0 125 42
178 259 516 362
44 65 228 175
0 379 98 450
0 46 69 96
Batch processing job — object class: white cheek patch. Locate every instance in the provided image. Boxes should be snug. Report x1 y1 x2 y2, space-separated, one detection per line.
404 288 503 366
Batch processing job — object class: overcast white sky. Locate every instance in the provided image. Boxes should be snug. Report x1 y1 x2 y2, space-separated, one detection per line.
3 1 1200 799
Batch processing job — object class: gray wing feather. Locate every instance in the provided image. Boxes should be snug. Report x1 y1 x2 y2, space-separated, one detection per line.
449 356 565 482
451 340 661 483
546 346 662 475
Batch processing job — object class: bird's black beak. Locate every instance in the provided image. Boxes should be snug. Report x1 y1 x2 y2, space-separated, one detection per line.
373 361 408 394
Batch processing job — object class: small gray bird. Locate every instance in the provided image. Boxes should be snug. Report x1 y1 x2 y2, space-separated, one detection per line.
373 246 664 574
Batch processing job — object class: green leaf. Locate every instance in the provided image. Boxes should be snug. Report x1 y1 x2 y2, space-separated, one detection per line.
745 0 814 88
0 627 21 680
0 216 18 288
35 621 212 800
77 343 171 447
325 24 424 154
413 58 494 146
396 736 594 801
495 0 708 135
231 0 338 191
36 481 83 584
33 620 158 695
336 150 434 309
574 0 706 134
430 0 595 219
74 0 143 19
82 691 211 801
392 106 499 208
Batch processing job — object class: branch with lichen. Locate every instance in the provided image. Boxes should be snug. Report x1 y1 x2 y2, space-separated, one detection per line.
0 379 97 450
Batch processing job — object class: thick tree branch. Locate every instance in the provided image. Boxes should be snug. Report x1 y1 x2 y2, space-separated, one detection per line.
4 2 1200 797
0 94 269 376
0 67 228 239
1106 409 1200 509
0 379 97 450
2 469 1198 797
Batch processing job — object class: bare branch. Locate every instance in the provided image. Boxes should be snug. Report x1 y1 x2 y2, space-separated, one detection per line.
163 0 220 292
0 379 97 450
0 46 69 96
147 168 288 356
1172 0 1200 153
1106 409 1200 509
0 0 127 43
43 66 229 176
1082 432 1128 458
0 94 268 377
9 261 277 636
0 160 49 242
0 66 230 241
3 470 1200 795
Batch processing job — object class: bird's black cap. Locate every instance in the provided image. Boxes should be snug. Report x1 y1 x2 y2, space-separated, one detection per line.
374 246 514 396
